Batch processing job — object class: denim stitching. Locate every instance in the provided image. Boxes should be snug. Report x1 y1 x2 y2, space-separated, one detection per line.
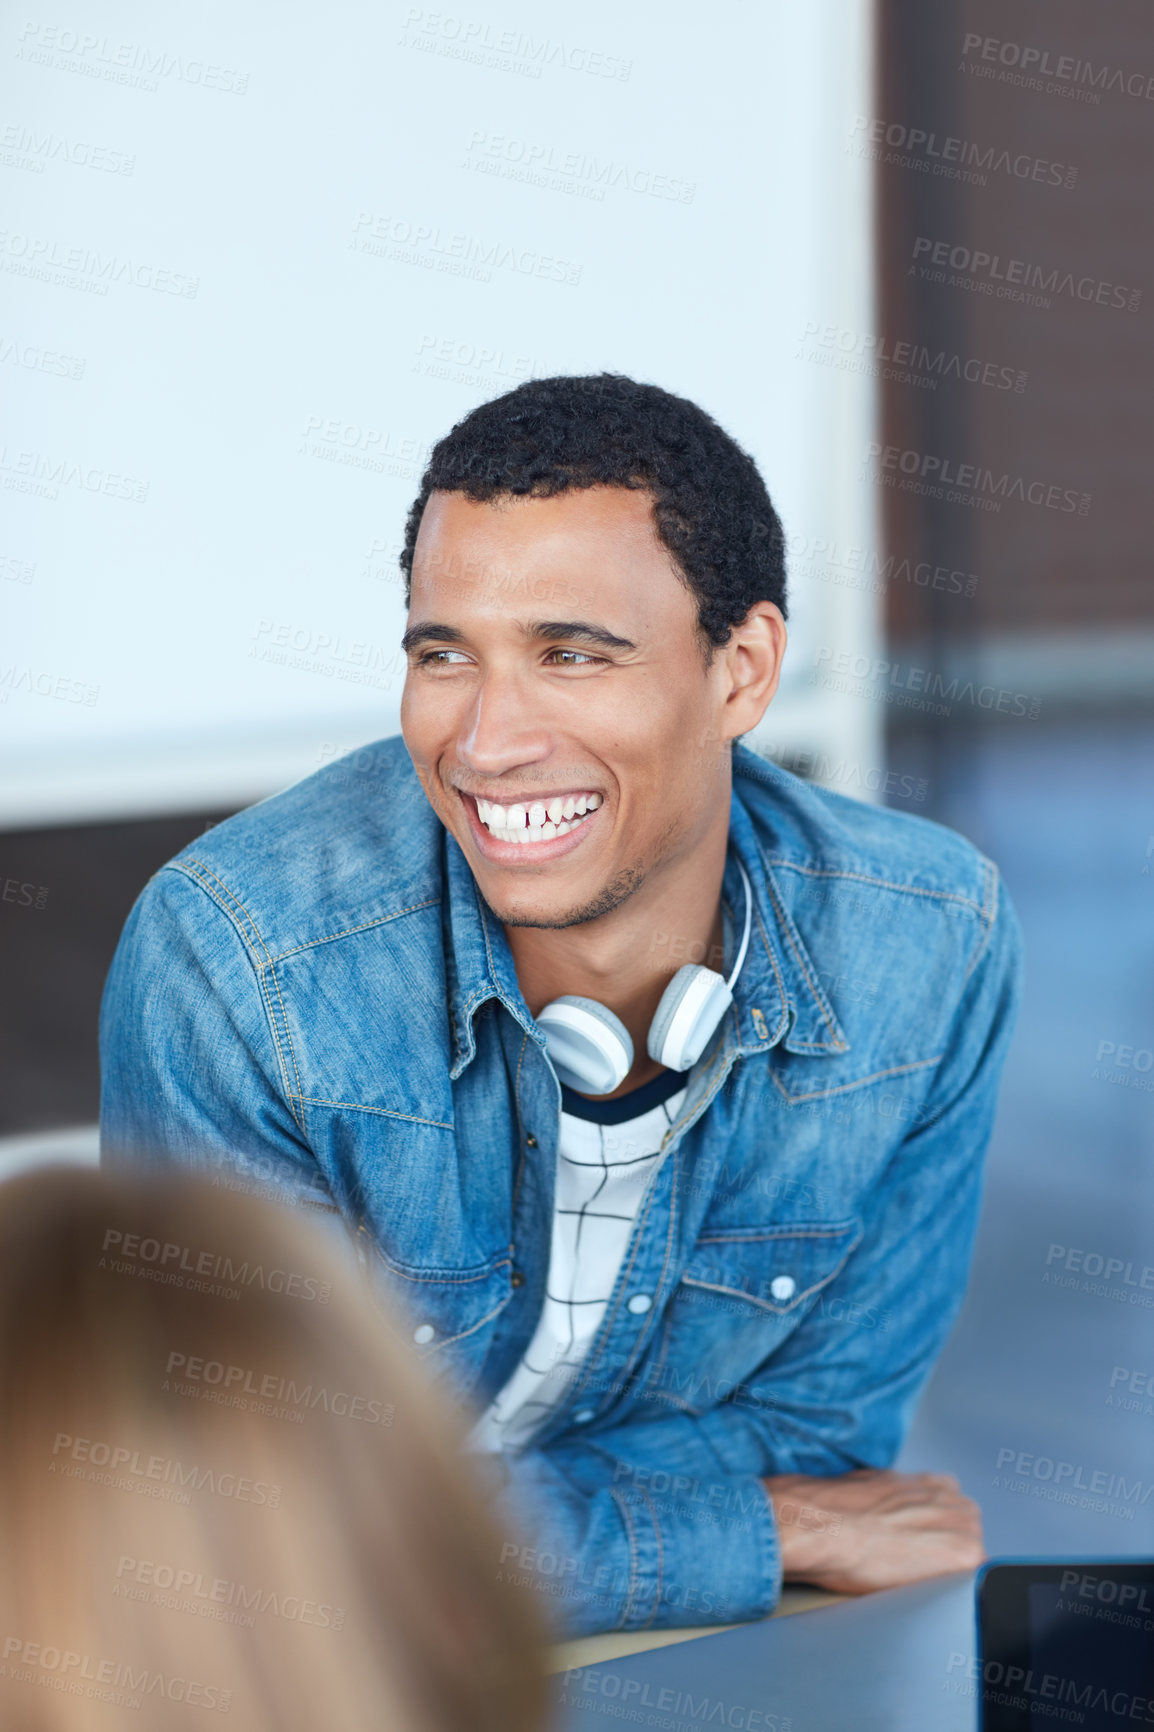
681 1251 856 1314
264 961 306 1127
177 861 305 1135
380 1259 512 1286
448 958 462 1070
641 1283 678 1397
659 1011 740 1146
610 1486 643 1628
696 1223 859 1244
768 1053 941 1104
760 859 847 1051
477 899 511 1010
424 1293 512 1355
295 1098 453 1130
644 1388 695 1414
263 900 442 965
749 895 790 1031
962 861 999 983
462 983 496 1018
252 966 306 1136
766 858 987 915
177 861 272 961
451 984 498 1077
636 1484 664 1629
475 902 544 1054
510 1029 529 1214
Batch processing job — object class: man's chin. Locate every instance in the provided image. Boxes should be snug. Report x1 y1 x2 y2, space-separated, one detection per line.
484 865 645 931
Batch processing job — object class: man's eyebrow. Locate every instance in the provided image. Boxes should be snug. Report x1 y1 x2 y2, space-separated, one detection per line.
522 620 638 652
400 619 638 654
400 621 466 654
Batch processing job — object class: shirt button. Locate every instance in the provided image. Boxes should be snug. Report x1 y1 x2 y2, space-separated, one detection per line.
412 1323 436 1345
526 1133 538 1148
574 1409 595 1424
510 1269 525 1288
626 1293 652 1314
770 1275 796 1302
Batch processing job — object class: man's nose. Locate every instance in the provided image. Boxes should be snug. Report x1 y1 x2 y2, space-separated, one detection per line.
457 668 552 774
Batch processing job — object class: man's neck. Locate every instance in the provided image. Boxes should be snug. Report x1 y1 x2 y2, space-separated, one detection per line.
502 815 730 1102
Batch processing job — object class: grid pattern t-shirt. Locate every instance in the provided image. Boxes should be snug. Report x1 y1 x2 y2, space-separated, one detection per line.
467 1067 689 1455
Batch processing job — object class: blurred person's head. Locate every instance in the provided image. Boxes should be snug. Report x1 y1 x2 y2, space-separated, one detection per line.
398 373 787 932
0 1167 549 1732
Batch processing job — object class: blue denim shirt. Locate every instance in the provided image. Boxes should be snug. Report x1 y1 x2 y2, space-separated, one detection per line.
99 737 1022 1637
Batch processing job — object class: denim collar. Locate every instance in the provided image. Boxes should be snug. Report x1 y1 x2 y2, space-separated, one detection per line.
442 765 850 1082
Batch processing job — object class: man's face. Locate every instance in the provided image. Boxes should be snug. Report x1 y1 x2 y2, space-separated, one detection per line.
400 485 736 929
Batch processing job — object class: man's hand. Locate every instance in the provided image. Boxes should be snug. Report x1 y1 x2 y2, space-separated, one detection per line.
762 1468 985 1595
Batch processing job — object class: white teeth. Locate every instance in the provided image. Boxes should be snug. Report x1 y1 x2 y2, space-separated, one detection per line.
474 792 602 842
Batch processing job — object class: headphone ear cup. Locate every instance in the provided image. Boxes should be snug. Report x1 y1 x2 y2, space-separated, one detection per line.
647 965 734 1073
536 996 634 1096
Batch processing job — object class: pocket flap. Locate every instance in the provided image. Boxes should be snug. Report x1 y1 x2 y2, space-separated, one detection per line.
366 1245 513 1356
681 1217 862 1314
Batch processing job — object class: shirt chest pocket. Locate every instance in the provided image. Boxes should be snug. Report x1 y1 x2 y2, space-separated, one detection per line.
647 1218 863 1413
360 1242 514 1400
682 1218 863 1313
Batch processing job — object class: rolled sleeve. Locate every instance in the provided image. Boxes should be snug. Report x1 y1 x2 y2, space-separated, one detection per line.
491 1428 781 1636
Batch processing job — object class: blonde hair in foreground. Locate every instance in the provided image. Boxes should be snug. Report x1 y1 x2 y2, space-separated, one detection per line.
0 1165 549 1732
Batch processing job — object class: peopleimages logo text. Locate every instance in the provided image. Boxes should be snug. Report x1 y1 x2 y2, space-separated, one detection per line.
911 237 1141 312
961 34 1154 101
851 116 1077 188
865 442 1090 514
813 648 1039 718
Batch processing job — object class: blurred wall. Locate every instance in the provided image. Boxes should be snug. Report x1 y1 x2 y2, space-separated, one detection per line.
873 0 1154 802
1 0 882 1136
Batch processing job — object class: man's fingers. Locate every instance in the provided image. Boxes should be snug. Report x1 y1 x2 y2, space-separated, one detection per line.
887 1491 984 1536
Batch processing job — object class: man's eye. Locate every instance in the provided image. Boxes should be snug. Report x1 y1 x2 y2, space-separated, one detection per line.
418 649 470 665
547 649 599 666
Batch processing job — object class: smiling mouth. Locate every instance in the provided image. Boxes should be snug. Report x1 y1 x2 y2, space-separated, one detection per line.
468 791 603 845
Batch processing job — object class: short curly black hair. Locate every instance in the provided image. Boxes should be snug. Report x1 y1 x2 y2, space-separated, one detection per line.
400 373 787 655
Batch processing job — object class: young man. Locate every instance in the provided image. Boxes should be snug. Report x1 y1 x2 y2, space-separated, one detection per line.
101 374 1023 1637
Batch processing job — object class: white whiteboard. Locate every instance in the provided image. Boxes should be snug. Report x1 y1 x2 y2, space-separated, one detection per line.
0 0 880 827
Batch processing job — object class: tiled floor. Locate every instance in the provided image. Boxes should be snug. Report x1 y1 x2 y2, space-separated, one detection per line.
897 719 1154 1556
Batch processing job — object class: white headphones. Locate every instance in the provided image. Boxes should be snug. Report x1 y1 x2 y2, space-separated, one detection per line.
536 858 753 1096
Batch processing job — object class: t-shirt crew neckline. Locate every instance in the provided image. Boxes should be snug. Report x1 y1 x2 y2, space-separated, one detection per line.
559 1065 691 1126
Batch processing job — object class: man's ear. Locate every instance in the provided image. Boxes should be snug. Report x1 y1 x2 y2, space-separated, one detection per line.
718 602 787 742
